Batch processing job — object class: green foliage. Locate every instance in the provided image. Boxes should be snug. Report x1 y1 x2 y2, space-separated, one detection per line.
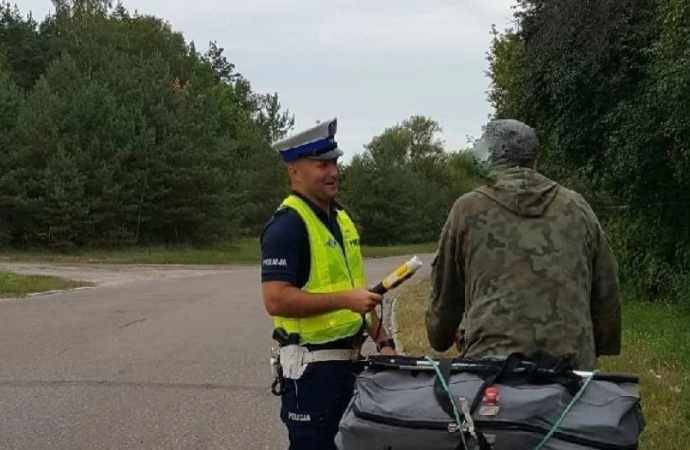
0 0 479 253
487 0 690 304
486 26 525 121
0 0 294 249
0 67 23 245
0 2 52 90
340 116 483 245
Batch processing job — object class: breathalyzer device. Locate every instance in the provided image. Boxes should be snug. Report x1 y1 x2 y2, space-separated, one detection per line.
371 256 424 295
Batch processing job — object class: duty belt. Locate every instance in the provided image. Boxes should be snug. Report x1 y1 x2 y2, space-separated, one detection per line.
270 328 363 396
302 347 361 363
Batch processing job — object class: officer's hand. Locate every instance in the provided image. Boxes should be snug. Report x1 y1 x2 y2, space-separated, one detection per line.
345 288 383 314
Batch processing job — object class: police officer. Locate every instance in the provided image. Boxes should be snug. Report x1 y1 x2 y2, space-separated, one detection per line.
261 118 397 450
426 119 621 371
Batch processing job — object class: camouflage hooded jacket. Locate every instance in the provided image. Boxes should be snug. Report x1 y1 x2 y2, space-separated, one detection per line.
425 167 621 370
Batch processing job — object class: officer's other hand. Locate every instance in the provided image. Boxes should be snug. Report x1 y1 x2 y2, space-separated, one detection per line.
345 288 383 314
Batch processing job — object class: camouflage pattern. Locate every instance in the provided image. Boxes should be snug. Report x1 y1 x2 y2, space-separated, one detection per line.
425 166 621 371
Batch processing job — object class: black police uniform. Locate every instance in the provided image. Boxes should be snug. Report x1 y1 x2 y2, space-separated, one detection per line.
261 190 362 450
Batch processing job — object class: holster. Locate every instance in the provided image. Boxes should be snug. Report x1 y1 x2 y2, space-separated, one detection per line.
269 327 365 395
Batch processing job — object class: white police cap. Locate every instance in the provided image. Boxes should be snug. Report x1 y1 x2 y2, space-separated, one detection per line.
271 118 344 163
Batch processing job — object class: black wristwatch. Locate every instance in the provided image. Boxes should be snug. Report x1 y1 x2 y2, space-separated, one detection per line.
376 339 396 352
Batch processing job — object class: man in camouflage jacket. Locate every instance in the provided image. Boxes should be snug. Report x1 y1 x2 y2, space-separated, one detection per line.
425 119 621 371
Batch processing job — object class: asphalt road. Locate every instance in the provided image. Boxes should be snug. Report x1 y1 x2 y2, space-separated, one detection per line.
0 254 433 450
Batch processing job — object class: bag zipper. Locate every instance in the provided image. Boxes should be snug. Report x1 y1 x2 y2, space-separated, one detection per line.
351 405 638 450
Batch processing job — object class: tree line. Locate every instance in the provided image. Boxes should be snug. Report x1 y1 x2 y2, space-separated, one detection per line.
0 0 297 248
4 0 687 306
0 0 484 251
487 0 690 304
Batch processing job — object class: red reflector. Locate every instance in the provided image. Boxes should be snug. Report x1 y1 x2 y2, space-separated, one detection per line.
485 386 499 405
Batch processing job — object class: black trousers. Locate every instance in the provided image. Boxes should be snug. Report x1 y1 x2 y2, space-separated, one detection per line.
280 360 359 450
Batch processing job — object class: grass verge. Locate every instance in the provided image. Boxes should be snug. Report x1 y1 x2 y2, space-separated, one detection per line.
394 277 689 450
0 238 437 265
0 270 93 298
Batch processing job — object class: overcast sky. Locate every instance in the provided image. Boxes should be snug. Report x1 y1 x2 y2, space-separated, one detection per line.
19 0 517 161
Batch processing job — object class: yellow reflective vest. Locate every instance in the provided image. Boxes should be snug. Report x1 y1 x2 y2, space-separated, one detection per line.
272 194 371 344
